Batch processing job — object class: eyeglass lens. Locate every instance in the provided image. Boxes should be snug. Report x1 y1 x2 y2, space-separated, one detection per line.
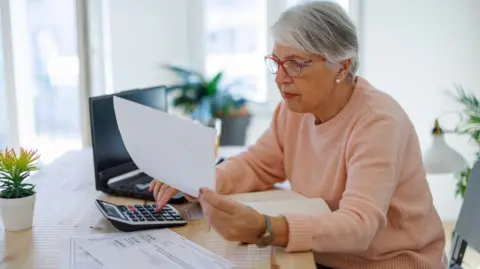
265 57 302 76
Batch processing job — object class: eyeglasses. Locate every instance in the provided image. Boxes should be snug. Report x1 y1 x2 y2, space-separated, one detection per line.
264 56 314 77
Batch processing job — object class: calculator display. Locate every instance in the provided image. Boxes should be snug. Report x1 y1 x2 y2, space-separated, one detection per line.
104 203 126 219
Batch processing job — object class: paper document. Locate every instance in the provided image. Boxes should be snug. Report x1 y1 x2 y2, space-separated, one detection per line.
113 96 217 198
246 198 331 216
66 229 235 269
62 233 115 269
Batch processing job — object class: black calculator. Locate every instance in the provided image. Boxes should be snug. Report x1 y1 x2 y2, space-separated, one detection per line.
95 199 187 232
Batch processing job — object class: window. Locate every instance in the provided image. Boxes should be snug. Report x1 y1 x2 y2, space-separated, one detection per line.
0 35 7 149
204 0 267 103
21 0 82 164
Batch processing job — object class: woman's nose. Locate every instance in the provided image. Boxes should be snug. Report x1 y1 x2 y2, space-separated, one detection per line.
275 67 293 85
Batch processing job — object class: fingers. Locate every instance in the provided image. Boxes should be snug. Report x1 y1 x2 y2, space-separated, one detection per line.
148 180 157 192
201 198 230 224
184 194 199 203
153 181 163 201
156 186 177 211
200 198 239 241
200 188 238 214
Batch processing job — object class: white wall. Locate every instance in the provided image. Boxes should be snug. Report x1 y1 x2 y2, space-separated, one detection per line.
106 0 204 92
361 0 480 221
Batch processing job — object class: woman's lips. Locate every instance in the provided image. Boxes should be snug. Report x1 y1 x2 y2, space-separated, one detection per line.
282 92 300 99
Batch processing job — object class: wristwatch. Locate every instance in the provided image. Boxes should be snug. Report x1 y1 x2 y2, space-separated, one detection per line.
255 215 275 248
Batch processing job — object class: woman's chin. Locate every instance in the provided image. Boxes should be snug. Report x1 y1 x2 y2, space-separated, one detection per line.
284 101 308 114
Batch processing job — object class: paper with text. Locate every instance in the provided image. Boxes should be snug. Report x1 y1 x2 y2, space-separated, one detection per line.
113 96 217 198
75 229 235 269
62 233 113 269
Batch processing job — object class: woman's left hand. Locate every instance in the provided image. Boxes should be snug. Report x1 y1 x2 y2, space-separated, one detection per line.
199 188 265 244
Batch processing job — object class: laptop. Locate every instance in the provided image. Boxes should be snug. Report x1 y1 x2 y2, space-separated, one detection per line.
88 86 185 203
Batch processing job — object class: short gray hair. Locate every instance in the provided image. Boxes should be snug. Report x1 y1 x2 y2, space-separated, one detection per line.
270 1 359 77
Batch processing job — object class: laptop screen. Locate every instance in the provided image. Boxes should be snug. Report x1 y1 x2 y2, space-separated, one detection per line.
89 86 168 181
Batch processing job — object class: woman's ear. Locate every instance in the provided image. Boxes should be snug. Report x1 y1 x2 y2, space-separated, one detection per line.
335 59 352 81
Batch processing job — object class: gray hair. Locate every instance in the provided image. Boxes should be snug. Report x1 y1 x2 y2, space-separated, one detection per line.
270 1 359 78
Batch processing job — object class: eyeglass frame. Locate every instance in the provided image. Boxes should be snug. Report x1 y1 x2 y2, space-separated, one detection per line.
264 55 327 77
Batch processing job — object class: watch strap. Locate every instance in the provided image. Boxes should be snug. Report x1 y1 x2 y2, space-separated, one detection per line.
264 215 273 234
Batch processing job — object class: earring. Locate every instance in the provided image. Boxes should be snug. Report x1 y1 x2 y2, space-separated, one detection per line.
335 78 341 83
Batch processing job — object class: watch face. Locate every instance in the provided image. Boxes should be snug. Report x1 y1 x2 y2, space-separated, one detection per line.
257 234 274 248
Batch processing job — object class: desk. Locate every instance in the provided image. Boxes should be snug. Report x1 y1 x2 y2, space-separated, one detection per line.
0 148 315 269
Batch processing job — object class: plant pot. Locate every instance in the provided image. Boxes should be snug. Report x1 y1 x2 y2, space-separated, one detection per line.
0 193 36 231
218 115 252 146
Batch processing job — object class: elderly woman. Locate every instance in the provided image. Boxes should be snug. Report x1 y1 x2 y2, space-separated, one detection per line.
149 2 446 268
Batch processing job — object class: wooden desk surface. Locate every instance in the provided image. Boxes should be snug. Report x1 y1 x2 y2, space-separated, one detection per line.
0 148 315 269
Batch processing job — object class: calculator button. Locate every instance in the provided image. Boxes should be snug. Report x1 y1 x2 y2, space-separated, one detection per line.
161 212 169 217
174 216 183 220
165 216 174 221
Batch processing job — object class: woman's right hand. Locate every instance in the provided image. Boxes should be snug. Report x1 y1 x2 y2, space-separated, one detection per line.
148 179 198 211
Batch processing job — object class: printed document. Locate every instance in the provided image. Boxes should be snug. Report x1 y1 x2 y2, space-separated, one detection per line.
66 229 235 269
62 233 113 269
113 96 217 198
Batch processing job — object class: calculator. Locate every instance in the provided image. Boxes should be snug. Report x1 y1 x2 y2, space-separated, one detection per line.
95 199 187 232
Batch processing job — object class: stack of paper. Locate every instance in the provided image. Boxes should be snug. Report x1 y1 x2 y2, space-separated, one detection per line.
63 229 235 269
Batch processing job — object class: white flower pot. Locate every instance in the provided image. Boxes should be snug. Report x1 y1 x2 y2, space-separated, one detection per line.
0 193 36 231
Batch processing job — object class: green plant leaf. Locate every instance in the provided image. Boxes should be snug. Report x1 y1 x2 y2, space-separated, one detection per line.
206 72 223 96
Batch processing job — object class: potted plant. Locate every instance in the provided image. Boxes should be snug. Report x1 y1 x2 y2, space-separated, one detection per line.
0 147 40 231
163 64 252 145
449 84 480 199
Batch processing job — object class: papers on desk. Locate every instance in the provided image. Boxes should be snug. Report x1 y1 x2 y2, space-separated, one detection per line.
113 96 217 198
63 229 235 269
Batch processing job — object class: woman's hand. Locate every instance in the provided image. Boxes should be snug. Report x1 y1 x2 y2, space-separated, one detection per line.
199 188 266 244
149 179 198 211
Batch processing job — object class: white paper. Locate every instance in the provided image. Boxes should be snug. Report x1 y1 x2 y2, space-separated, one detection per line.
113 96 217 198
74 229 235 269
184 204 205 220
62 233 115 269
245 198 331 216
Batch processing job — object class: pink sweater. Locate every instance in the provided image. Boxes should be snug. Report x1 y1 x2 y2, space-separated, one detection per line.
215 77 446 268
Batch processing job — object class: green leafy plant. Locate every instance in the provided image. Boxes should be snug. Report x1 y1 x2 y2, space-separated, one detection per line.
0 148 40 199
449 84 480 198
162 64 249 120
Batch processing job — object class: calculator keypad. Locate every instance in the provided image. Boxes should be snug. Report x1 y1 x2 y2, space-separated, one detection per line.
121 204 183 222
